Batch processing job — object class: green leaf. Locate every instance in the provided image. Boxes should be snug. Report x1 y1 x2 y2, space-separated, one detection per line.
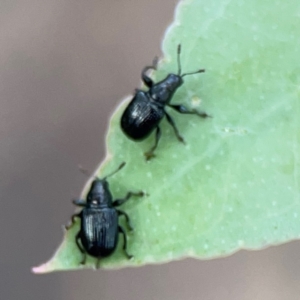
33 0 300 273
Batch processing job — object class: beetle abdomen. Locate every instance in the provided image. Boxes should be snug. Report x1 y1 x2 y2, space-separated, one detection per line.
81 208 118 257
121 92 164 140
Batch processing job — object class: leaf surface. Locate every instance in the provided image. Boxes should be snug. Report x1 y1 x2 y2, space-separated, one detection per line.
33 0 300 273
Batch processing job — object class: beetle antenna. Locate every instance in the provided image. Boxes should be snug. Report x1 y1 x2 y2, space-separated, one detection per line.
103 162 126 180
181 69 205 77
152 56 159 69
78 162 126 181
177 44 182 76
78 165 98 180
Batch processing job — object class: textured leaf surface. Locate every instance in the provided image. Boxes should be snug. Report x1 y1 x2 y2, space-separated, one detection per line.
33 0 300 273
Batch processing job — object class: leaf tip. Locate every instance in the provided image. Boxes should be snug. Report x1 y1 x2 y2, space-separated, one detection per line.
31 261 53 274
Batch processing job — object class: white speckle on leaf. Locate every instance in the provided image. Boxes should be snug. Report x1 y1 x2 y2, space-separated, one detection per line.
191 96 201 107
205 165 211 170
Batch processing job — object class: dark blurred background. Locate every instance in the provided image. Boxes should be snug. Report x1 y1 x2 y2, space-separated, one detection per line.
1 1 300 299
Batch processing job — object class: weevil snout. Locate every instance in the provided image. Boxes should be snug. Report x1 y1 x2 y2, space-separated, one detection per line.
87 179 110 203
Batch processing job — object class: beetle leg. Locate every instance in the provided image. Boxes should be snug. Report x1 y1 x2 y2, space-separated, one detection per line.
165 112 185 144
144 126 161 160
141 57 158 88
75 232 87 265
117 209 134 231
168 104 211 118
65 212 81 230
72 199 87 207
118 225 133 259
96 259 101 269
113 191 144 207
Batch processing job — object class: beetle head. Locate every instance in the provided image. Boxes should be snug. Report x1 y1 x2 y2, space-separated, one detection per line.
85 162 126 206
86 178 112 206
150 73 184 103
165 73 184 88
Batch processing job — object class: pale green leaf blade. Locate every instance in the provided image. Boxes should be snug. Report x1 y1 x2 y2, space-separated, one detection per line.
33 0 300 273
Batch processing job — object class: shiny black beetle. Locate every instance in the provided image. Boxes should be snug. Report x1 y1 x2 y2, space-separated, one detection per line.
121 44 210 160
66 162 144 268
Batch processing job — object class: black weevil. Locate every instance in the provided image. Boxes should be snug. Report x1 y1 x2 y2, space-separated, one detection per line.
121 44 210 160
66 162 144 268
